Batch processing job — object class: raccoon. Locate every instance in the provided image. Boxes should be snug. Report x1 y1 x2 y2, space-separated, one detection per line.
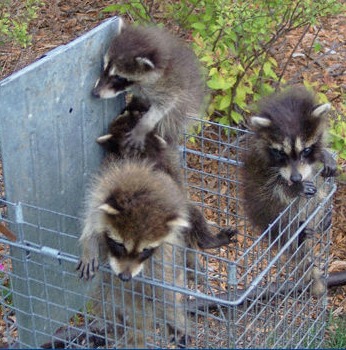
77 158 190 347
96 96 182 184
242 86 336 295
77 100 235 347
96 96 236 253
92 18 206 149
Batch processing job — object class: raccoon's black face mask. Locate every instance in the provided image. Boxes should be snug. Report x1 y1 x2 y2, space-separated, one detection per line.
104 233 155 262
92 71 133 99
104 232 157 281
267 142 317 185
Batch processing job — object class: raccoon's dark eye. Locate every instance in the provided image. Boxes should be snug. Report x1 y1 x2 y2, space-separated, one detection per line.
113 75 128 84
138 248 155 261
270 148 287 161
301 147 313 158
105 235 127 257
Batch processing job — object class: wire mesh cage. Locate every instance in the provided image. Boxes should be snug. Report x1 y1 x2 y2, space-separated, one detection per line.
0 118 336 348
0 17 337 349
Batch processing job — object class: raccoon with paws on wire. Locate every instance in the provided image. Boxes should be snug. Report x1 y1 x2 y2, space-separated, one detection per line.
242 86 336 296
77 98 236 348
79 96 236 279
78 157 191 348
92 18 206 149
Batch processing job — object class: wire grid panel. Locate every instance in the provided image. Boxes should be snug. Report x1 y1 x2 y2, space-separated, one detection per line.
0 118 336 348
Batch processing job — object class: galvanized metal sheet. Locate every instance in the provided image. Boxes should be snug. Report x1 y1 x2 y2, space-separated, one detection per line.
0 17 123 217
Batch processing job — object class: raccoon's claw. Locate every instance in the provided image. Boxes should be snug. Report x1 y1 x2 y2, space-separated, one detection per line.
123 130 146 152
322 162 337 178
298 226 314 246
218 227 238 244
302 181 317 198
76 258 99 280
321 149 337 178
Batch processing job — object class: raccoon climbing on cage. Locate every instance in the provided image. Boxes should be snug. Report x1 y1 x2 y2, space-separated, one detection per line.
77 156 191 347
76 99 236 348
95 96 182 184
92 17 206 149
241 86 337 296
78 96 236 281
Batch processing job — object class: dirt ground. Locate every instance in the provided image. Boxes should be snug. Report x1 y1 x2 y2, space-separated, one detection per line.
0 0 345 334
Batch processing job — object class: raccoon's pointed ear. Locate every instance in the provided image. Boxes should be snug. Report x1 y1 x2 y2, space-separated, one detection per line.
118 17 126 33
167 216 190 229
98 204 120 216
135 57 155 70
96 134 113 144
311 103 331 118
250 116 272 129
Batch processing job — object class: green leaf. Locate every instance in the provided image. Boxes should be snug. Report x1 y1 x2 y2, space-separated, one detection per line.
207 75 233 90
314 42 323 52
263 61 277 79
208 67 218 76
231 110 243 123
102 4 120 13
218 94 231 110
191 22 206 30
218 116 230 126
233 90 247 109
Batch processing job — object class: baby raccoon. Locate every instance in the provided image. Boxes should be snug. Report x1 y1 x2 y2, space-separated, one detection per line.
96 96 182 184
77 157 190 281
96 96 236 253
77 158 190 347
242 86 336 295
77 100 235 347
92 18 206 149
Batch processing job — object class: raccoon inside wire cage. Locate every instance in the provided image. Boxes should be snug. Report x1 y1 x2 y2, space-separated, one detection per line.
0 17 337 349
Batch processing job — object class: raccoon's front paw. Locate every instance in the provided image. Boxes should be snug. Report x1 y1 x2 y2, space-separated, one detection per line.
322 159 337 178
217 227 238 244
305 266 326 297
302 181 317 198
321 149 337 178
298 226 314 246
76 257 99 280
124 130 147 152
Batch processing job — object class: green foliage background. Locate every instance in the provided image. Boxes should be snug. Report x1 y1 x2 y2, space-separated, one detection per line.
0 0 43 48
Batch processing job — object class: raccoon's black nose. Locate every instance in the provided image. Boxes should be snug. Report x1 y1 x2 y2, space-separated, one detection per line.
118 271 132 282
290 173 302 183
92 88 100 98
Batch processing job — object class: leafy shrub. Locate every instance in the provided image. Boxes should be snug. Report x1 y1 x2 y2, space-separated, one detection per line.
0 0 43 48
103 0 342 125
330 116 346 161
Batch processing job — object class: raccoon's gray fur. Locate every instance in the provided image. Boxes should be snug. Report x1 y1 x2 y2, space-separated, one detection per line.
92 18 206 148
77 157 190 348
95 96 236 253
96 96 182 184
242 86 336 295
77 99 235 347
